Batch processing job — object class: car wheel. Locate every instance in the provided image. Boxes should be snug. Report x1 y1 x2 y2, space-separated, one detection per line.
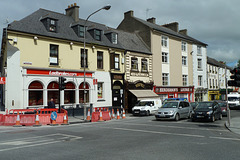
219 113 223 120
211 115 215 122
146 111 150 116
175 113 180 121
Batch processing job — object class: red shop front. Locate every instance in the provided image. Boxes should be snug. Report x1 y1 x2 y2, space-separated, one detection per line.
153 86 194 102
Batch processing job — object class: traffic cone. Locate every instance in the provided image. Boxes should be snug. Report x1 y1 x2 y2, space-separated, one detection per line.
98 110 104 122
117 109 120 120
13 112 22 127
112 109 115 119
33 111 42 127
122 108 126 119
62 111 69 125
86 109 91 122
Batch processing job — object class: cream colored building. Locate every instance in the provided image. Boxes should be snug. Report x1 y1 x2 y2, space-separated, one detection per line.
118 11 205 102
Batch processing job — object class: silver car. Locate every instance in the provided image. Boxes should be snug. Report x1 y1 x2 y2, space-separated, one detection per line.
155 101 192 121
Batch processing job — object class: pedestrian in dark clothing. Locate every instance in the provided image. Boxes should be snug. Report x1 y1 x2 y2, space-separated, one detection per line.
48 98 56 108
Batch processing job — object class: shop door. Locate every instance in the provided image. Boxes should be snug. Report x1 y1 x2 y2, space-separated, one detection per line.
112 81 123 108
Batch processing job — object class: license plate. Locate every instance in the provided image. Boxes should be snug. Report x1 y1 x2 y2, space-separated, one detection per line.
197 116 204 118
135 111 139 113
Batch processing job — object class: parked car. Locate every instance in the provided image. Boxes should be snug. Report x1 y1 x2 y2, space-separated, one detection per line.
132 99 162 116
190 102 199 110
216 101 227 117
155 101 192 121
191 101 222 122
163 98 188 104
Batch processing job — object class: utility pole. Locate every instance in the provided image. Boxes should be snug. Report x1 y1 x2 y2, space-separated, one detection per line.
226 67 231 126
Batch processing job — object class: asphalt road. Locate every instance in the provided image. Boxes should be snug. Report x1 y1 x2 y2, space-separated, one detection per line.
1 111 240 160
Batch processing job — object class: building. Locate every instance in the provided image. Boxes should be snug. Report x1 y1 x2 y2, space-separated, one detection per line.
207 57 232 101
0 4 154 113
118 11 207 102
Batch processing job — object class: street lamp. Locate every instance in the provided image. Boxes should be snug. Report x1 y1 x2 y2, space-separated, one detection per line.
83 5 111 120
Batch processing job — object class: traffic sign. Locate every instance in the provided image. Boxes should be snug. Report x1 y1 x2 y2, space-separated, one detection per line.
51 111 57 120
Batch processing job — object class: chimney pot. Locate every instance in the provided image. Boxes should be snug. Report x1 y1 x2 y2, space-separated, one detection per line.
65 4 80 22
124 10 134 18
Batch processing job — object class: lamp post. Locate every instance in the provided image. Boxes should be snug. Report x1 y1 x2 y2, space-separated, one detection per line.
83 5 111 120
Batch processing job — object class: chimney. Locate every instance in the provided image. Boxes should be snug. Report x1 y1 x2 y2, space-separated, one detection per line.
179 29 188 35
65 3 79 22
162 22 179 32
124 10 134 18
147 17 156 24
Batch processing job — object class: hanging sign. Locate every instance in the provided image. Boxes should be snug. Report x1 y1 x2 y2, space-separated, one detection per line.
0 77 6 84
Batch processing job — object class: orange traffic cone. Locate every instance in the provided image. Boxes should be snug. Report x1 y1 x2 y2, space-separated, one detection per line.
112 109 115 119
13 112 22 127
33 111 42 127
62 111 69 125
117 109 120 120
122 108 126 119
86 109 91 122
98 110 104 122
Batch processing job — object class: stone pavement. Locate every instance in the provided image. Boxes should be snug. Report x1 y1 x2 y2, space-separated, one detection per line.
225 117 240 135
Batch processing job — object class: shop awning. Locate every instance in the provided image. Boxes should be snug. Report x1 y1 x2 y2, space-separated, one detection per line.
129 90 159 100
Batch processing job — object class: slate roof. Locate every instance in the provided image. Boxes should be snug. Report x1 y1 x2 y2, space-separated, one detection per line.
133 17 208 46
7 8 151 55
207 56 231 69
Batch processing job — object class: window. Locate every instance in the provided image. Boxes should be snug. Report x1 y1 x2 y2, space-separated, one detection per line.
182 56 187 66
81 49 88 68
50 44 58 65
98 83 103 99
198 76 202 86
162 52 168 63
49 19 57 32
131 57 138 71
197 46 202 55
161 36 168 47
216 80 218 88
110 53 120 70
209 79 212 88
79 25 84 37
162 73 169 86
197 59 202 70
95 29 101 41
141 59 148 72
213 79 215 88
182 75 188 86
181 41 187 52
79 83 89 103
97 51 103 69
112 33 118 44
64 82 75 104
28 81 43 106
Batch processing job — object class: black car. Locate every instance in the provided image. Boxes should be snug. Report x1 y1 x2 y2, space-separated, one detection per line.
190 102 199 110
191 101 222 122
216 101 227 117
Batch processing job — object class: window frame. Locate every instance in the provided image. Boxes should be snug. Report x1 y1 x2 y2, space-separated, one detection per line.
141 59 148 72
97 82 104 100
182 56 187 66
162 52 168 63
81 48 88 68
198 75 202 86
182 75 188 86
161 36 168 48
162 73 169 86
49 44 59 66
95 29 101 41
181 41 187 52
197 58 202 70
197 46 202 55
97 51 103 69
131 57 138 71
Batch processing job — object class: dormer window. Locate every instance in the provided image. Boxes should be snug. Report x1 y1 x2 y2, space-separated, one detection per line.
105 32 118 44
72 25 84 37
41 17 58 33
95 29 101 41
112 33 118 44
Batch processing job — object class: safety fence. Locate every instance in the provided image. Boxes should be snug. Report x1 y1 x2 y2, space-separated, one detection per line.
0 108 68 126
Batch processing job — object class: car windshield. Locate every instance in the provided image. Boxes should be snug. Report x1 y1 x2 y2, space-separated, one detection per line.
228 97 239 101
218 102 226 107
136 101 153 106
196 102 213 109
162 102 178 108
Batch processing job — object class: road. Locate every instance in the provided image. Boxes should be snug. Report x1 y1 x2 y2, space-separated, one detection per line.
0 110 240 160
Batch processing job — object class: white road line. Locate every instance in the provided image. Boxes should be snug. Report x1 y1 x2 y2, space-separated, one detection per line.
209 136 240 141
113 127 205 138
110 121 228 132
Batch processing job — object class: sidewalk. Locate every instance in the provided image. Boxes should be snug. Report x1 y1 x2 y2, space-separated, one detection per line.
68 113 133 124
225 117 240 135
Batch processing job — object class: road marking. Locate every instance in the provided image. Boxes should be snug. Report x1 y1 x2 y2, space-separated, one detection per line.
0 133 82 152
209 136 240 141
113 127 205 138
110 121 228 133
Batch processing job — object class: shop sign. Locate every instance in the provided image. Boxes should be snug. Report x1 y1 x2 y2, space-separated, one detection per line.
113 75 122 80
158 88 178 93
27 69 92 77
93 79 98 85
180 88 193 92
0 77 6 84
135 83 145 89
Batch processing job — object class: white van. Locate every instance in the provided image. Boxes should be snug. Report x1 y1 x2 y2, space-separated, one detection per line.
132 99 162 116
227 92 240 109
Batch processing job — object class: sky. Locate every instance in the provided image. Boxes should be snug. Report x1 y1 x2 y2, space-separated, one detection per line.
0 0 239 66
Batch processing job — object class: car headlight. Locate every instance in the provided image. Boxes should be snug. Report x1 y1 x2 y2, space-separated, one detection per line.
169 110 174 115
223 109 226 112
207 111 213 115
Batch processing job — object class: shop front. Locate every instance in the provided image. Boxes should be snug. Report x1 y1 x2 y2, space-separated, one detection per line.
111 73 124 110
124 81 155 113
194 88 208 102
208 90 220 101
154 86 194 102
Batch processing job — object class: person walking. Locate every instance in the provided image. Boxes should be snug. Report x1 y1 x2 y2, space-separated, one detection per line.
48 98 56 108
